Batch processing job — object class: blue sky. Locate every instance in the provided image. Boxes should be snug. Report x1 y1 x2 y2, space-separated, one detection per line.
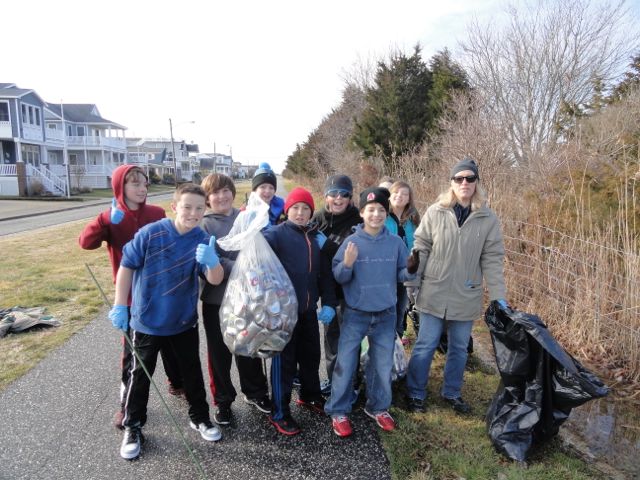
5 0 638 172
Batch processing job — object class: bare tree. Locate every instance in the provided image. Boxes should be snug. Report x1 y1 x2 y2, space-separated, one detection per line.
460 0 639 170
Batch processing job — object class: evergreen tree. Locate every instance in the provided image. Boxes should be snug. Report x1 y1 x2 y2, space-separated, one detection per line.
428 48 470 130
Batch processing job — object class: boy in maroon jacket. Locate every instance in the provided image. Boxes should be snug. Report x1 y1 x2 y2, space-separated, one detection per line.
78 165 183 428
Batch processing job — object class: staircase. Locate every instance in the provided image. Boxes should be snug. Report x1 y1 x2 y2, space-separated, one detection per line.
26 163 68 196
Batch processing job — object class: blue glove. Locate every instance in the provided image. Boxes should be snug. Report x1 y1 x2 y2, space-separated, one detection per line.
315 231 327 249
318 305 336 324
109 305 129 332
196 236 220 269
496 299 509 309
110 198 125 224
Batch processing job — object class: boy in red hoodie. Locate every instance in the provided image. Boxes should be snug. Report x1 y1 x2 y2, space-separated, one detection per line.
78 165 183 428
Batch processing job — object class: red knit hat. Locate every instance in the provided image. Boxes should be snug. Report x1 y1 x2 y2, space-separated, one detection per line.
284 187 315 215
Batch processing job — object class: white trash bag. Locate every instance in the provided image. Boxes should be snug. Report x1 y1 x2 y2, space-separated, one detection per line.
360 334 408 381
217 193 298 358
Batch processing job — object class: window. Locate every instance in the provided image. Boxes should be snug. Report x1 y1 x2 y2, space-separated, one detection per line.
77 126 85 136
0 102 8 122
21 144 40 165
35 108 40 126
21 104 27 123
67 125 73 136
28 106 34 124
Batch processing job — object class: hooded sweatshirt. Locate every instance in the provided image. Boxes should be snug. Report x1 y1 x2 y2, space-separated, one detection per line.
78 164 166 284
200 208 240 305
333 225 415 312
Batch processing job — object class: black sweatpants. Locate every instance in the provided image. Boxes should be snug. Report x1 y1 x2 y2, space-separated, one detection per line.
271 309 322 420
202 302 269 407
122 326 209 428
120 311 183 408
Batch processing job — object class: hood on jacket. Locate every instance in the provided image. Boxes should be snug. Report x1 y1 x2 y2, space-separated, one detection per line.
111 164 147 212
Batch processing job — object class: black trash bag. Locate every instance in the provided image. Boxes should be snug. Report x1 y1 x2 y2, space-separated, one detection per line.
404 302 420 335
484 301 609 462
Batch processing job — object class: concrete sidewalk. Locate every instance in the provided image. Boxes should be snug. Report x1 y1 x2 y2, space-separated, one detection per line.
0 312 390 480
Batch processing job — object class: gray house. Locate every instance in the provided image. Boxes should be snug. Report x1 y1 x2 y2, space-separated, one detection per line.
0 82 127 196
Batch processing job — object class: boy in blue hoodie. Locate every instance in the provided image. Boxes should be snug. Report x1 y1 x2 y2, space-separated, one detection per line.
109 183 225 460
325 187 418 437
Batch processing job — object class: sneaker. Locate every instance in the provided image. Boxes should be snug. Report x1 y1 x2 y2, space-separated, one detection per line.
295 397 326 415
190 420 222 442
269 414 301 436
364 409 396 431
332 416 353 437
120 427 144 460
320 379 332 396
443 396 471 414
406 396 426 413
292 376 301 388
243 395 272 414
168 385 186 397
213 405 231 425
113 409 125 430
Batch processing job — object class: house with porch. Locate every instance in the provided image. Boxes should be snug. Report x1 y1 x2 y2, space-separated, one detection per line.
126 137 199 183
0 82 127 196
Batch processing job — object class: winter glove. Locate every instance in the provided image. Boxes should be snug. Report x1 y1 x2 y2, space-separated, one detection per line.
196 236 220 269
110 198 125 224
406 249 420 274
315 231 327 249
318 306 336 325
109 305 129 332
496 299 509 309
406 286 418 305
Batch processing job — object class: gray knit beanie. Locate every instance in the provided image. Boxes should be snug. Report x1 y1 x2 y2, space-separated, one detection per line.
450 158 479 179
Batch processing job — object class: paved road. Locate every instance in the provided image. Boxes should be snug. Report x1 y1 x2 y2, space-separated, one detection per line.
0 193 174 236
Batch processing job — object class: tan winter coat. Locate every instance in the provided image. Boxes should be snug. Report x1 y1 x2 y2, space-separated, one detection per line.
408 202 506 321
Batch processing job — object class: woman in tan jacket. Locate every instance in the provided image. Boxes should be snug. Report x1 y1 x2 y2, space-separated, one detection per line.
404 158 508 414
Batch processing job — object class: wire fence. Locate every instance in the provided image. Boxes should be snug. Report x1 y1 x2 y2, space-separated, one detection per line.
500 219 640 382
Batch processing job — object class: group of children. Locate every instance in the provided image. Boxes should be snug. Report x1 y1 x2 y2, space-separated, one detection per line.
80 162 419 460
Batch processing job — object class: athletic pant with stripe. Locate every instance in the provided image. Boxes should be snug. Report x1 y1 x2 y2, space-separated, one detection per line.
271 309 322 420
202 302 269 407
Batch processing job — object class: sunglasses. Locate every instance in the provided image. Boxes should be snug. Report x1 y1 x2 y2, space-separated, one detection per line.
326 189 352 199
451 175 478 184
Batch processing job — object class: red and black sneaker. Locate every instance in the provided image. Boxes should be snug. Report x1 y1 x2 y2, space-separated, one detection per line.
269 414 301 436
331 416 353 437
295 397 326 415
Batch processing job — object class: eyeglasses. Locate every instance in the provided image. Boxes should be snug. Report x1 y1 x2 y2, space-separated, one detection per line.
451 175 478 184
326 189 352 199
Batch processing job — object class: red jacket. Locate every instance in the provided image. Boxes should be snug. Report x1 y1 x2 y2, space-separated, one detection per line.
78 165 166 284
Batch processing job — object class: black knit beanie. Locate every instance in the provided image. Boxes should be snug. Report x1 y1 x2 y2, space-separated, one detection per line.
359 187 390 213
252 162 277 191
450 158 479 179
324 174 353 195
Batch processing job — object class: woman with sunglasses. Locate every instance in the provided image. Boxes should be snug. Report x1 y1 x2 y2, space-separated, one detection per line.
404 158 508 414
312 175 362 396
384 180 421 342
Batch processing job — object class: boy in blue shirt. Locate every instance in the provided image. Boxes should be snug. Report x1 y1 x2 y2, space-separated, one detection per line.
325 187 418 437
109 183 224 460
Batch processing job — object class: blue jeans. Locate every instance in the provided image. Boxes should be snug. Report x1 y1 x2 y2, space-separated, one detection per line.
324 306 396 416
406 313 474 400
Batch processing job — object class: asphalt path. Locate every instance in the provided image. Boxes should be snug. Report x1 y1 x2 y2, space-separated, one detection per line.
0 182 392 480
0 313 390 480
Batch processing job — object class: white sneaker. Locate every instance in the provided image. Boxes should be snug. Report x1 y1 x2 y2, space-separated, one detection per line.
190 420 222 442
120 427 143 460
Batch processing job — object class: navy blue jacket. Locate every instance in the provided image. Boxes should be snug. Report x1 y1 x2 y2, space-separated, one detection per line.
263 220 337 313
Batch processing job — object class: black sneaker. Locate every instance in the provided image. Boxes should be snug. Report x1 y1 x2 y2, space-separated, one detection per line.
320 379 332 396
406 396 426 413
443 396 471 414
120 427 144 460
213 405 232 425
269 414 301 435
243 395 272 414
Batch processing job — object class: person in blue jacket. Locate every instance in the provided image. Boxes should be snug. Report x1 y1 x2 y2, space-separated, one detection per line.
262 187 337 435
384 180 421 340
251 162 285 225
325 187 418 438
108 183 225 460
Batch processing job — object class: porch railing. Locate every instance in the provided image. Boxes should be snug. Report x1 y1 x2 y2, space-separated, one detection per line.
0 164 17 176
